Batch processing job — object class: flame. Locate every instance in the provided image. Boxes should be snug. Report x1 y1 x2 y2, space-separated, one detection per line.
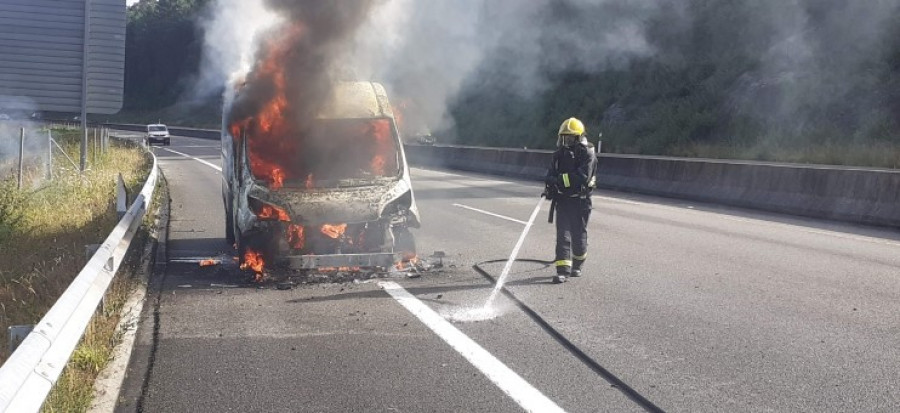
394 253 419 271
257 204 290 221
240 249 265 274
320 223 348 239
227 20 400 190
271 168 285 189
392 99 410 132
287 224 305 249
371 155 385 175
228 24 306 189
199 259 218 267
371 119 393 176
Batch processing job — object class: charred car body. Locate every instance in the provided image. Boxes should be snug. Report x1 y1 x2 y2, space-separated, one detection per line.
222 81 420 271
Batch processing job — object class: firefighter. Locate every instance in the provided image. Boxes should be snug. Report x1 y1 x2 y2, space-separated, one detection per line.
543 117 598 284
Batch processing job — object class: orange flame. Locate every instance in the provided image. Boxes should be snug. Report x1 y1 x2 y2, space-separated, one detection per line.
271 168 285 189
287 224 305 249
257 204 290 221
229 24 306 189
240 249 265 274
371 155 385 176
320 223 348 239
199 259 218 267
394 253 419 271
371 119 393 176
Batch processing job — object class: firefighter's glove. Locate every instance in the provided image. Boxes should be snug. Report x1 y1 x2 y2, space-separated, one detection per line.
543 183 558 200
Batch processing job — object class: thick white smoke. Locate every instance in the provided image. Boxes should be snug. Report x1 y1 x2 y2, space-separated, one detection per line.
727 0 900 138
351 0 663 137
198 0 666 138
192 0 283 103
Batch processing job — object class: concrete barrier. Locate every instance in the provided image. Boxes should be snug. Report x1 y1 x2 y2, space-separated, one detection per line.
405 144 900 228
98 126 900 228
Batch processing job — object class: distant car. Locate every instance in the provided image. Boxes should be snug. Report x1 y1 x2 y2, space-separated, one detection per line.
0 113 10 121
145 123 170 146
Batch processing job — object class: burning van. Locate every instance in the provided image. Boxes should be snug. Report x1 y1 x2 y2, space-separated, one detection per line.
222 81 420 273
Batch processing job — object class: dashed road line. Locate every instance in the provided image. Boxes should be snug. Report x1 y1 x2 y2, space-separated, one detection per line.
160 147 222 172
453 203 529 225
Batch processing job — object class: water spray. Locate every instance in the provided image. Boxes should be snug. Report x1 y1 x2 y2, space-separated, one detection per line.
441 196 547 323
483 196 546 308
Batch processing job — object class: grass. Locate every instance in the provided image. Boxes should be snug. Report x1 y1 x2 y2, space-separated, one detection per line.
40 248 143 413
0 127 153 411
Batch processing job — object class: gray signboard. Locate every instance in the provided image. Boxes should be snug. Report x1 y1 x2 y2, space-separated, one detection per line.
0 0 125 115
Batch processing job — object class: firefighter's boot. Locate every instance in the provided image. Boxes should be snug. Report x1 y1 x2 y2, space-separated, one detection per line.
571 257 585 277
553 263 570 284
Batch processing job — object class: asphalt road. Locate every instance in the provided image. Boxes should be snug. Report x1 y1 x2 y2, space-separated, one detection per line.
112 132 900 412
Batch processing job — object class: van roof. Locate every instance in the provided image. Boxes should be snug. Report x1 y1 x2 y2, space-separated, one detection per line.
147 123 167 127
318 81 394 120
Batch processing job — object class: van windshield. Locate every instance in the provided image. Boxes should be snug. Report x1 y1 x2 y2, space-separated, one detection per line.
149 125 167 132
247 118 400 188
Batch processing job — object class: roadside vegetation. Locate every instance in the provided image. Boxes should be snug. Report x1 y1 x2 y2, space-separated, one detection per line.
118 0 900 169
105 0 217 128
41 264 140 413
0 128 152 410
451 1 900 168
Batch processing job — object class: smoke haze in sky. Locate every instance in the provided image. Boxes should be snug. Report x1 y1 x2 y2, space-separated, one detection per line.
196 0 900 147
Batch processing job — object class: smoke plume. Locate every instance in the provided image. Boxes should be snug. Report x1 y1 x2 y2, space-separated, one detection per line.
350 0 666 139
726 0 900 140
191 0 282 103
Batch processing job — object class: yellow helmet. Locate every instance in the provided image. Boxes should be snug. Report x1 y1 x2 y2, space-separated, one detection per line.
558 117 585 136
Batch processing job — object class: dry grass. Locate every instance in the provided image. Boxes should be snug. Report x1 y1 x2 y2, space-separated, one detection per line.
0 127 150 365
40 252 142 413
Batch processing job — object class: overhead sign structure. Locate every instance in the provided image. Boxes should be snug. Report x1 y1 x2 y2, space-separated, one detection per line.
0 0 125 115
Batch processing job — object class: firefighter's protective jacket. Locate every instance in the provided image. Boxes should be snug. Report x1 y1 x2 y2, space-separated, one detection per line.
545 140 597 199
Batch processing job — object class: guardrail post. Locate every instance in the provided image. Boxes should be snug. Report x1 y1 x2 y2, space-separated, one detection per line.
17 128 25 189
7 325 34 354
47 130 53 181
117 173 127 219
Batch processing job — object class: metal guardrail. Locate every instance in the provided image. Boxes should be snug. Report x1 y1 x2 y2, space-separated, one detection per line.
0 151 158 412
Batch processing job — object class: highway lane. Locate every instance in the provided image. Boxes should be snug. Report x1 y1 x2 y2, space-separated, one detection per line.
112 132 900 412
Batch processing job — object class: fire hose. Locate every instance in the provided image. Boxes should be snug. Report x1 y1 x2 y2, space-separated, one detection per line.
471 258 665 413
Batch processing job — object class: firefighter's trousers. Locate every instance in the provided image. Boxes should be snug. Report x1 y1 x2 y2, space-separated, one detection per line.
554 196 592 274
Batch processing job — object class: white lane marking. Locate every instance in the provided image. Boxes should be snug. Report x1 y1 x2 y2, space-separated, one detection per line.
421 168 900 248
379 281 566 413
160 147 222 172
453 203 528 225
